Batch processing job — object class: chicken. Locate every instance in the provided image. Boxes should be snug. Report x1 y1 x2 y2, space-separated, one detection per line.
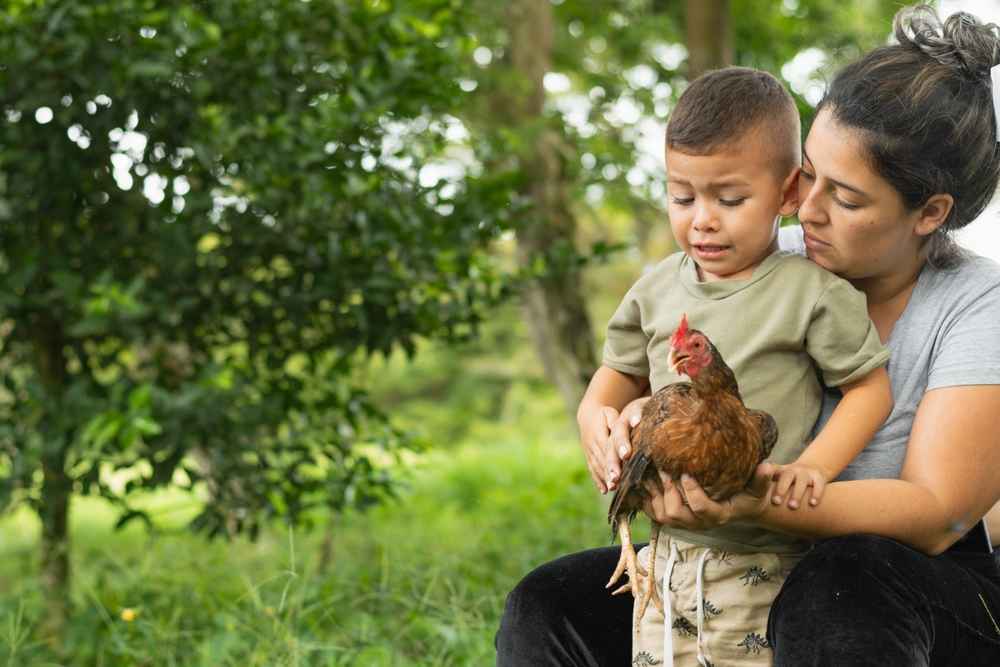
606 314 777 627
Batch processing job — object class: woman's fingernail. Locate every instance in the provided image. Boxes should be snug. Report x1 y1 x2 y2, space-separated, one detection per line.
619 446 628 457
772 496 782 504
630 415 640 427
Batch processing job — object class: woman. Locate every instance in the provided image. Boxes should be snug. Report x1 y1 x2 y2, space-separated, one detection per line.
496 5 1000 665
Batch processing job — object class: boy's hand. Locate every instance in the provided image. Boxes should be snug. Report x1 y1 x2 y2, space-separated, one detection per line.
605 396 650 492
769 462 830 509
578 405 620 494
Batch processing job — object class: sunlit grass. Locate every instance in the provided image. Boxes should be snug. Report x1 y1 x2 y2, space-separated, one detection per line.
0 385 645 665
0 256 651 665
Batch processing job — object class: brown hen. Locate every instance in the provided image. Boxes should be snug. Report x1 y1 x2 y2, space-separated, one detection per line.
606 314 777 627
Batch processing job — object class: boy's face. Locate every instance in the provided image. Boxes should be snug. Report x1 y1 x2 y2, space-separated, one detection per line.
666 132 798 282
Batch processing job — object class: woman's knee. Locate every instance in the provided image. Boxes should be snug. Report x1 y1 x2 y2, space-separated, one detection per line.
769 535 936 664
770 534 917 627
497 559 567 648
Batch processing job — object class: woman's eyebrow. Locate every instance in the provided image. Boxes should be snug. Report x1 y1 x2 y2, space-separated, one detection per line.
802 148 869 197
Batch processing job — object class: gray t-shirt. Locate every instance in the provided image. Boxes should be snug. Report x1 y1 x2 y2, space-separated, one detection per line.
779 226 1000 480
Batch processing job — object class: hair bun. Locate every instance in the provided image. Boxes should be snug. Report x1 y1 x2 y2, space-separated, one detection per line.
894 4 1000 81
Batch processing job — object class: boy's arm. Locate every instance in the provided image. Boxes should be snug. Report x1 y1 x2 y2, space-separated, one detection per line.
773 366 891 508
577 366 650 494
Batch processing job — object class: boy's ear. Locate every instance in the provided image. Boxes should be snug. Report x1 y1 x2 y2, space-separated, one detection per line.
914 193 954 237
778 167 800 217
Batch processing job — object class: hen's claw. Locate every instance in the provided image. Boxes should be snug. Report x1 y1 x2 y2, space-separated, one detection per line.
636 524 665 620
607 521 646 593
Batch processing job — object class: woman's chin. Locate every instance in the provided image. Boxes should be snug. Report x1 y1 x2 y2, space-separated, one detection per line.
805 247 837 272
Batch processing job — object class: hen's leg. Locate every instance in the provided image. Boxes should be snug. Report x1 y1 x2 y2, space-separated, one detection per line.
636 523 664 621
606 521 647 595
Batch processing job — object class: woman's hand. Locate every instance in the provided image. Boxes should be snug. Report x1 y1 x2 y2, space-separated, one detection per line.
604 396 651 492
641 463 776 530
577 405 621 494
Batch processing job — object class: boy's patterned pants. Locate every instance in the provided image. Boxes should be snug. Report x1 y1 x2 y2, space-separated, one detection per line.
632 533 804 667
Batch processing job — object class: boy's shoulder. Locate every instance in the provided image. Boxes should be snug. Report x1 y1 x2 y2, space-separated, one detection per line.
625 251 686 292
769 251 849 290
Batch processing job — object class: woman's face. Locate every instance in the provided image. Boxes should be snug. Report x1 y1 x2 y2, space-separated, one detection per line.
798 108 926 282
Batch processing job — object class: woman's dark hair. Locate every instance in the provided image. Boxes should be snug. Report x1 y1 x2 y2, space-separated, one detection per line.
819 4 1000 266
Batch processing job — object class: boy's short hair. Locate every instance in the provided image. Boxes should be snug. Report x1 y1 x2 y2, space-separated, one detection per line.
666 67 801 177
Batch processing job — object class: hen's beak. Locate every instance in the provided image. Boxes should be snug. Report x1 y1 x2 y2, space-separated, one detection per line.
669 348 689 376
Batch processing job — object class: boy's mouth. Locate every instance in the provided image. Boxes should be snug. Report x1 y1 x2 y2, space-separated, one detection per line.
692 244 730 258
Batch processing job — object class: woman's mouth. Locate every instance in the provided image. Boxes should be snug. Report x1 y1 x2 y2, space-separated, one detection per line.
803 232 831 250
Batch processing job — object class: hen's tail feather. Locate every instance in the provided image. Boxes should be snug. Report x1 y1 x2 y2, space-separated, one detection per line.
607 449 653 541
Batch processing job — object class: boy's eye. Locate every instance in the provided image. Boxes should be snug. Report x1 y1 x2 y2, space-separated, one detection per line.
800 170 815 181
719 197 746 207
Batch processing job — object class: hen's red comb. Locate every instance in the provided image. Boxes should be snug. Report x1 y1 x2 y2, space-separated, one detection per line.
670 314 689 347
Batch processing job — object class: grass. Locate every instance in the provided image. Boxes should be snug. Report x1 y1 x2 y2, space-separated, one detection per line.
0 257 655 665
0 372 649 666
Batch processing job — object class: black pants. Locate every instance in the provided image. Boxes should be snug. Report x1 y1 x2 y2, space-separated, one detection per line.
496 535 1000 666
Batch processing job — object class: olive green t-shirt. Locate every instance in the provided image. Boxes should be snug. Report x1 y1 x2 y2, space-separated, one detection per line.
603 250 889 553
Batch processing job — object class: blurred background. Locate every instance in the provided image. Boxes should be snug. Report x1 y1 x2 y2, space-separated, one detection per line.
1 1 997 664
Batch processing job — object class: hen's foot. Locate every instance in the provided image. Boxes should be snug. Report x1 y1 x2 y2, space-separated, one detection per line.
636 524 665 622
606 522 647 595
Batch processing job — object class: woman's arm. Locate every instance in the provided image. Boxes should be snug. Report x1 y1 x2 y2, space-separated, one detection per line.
639 384 1000 556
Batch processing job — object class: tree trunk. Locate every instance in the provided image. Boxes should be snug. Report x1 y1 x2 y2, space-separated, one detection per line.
507 0 597 418
685 0 733 78
32 314 71 645
39 457 71 644
317 513 335 576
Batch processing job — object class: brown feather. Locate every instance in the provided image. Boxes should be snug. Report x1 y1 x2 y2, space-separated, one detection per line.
608 328 777 539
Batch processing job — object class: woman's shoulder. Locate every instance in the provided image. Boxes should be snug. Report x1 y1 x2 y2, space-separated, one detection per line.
922 251 1000 302
906 251 1000 347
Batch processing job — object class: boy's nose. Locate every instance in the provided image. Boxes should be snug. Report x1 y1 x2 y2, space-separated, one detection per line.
692 206 719 231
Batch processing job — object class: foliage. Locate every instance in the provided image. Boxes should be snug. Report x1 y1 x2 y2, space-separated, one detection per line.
0 379 610 665
0 0 516 536
463 0 901 250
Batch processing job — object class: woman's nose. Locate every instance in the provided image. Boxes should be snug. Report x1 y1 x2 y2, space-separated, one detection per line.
798 179 828 226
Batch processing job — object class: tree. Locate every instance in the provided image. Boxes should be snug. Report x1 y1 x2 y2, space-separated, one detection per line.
505 0 598 417
686 0 733 77
0 0 514 641
459 0 900 414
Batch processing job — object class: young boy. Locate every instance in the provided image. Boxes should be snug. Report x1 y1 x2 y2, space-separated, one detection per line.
577 68 892 666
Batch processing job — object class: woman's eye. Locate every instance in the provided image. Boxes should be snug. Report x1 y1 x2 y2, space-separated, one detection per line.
671 196 694 205
833 195 861 210
719 198 746 207
800 170 815 181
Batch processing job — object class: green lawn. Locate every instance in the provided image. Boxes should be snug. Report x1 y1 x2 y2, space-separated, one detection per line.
1 262 650 666
0 385 649 666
